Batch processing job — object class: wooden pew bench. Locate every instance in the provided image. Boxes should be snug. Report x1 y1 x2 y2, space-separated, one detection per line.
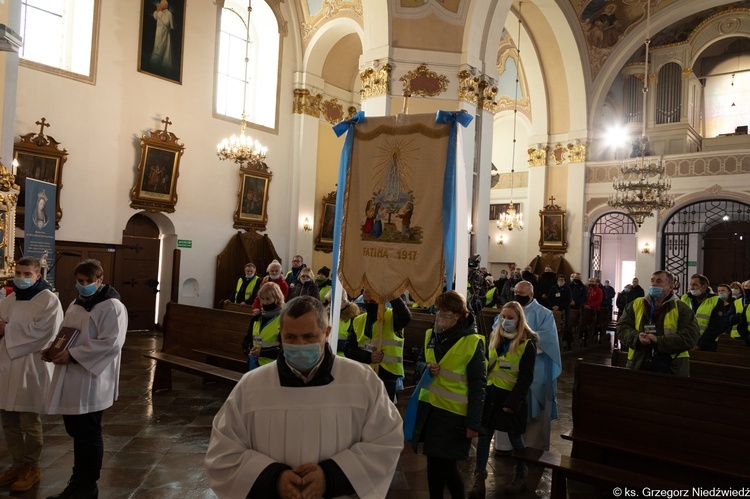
144 302 251 392
611 348 750 385
515 361 750 496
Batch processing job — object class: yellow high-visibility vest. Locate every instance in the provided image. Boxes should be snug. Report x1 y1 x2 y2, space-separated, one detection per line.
628 298 689 361
681 294 719 338
418 328 484 416
253 315 280 366
352 309 404 376
488 339 530 391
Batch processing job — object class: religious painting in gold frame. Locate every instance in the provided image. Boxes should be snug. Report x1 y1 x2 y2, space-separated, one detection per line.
13 118 69 230
130 119 184 213
315 191 336 253
234 165 272 231
538 199 567 253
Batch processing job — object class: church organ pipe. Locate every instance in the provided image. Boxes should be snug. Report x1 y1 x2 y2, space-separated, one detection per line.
656 63 681 124
624 75 643 123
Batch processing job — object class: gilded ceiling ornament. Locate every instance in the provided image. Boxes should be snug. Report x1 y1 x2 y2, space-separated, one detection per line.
359 63 391 100
682 67 693 78
567 142 587 163
346 106 358 120
300 0 363 41
399 64 449 97
479 78 499 113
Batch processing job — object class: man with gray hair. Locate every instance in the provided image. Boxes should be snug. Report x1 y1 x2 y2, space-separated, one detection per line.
206 296 403 498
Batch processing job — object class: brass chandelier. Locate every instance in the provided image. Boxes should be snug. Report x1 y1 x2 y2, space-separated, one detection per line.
497 4 524 232
607 0 673 226
216 0 267 167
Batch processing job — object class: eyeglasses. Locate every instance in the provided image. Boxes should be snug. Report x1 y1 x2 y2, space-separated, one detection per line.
292 259 302 263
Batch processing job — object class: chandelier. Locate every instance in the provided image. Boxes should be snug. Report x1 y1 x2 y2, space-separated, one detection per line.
497 4 524 232
216 0 267 168
607 0 673 226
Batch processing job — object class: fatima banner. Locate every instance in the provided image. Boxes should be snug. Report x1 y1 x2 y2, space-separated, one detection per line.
337 112 469 305
23 178 56 283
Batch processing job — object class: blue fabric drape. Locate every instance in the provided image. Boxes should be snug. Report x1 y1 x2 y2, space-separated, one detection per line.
330 111 366 301
403 369 433 441
434 111 473 290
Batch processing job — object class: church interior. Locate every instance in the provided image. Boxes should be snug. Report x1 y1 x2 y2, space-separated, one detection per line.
0 0 748 496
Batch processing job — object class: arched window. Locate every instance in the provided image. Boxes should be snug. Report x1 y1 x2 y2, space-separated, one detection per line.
656 62 681 124
215 0 279 130
19 0 100 83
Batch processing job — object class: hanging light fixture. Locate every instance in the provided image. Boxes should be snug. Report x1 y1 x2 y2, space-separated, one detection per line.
217 0 268 167
608 0 673 227
497 3 524 232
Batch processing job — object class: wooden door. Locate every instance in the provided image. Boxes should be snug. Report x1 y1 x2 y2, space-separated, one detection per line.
113 215 160 331
703 221 750 284
53 243 116 310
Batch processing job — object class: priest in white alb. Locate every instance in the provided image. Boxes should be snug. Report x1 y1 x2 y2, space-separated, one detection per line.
205 296 404 499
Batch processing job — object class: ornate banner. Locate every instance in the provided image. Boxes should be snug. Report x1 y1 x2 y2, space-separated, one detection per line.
23 178 56 283
339 114 451 305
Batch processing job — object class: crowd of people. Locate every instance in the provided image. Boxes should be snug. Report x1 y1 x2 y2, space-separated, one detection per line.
213 257 567 498
0 257 128 499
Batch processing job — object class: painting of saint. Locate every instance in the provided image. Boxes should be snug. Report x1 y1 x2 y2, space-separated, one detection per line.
139 0 185 83
141 148 176 196
543 215 562 242
15 153 58 209
241 176 266 218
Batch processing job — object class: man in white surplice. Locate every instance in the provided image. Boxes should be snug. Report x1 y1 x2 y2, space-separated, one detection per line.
0 257 63 492
150 0 174 70
206 296 404 499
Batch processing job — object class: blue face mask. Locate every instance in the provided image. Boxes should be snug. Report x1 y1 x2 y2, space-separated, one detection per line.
13 277 34 290
718 293 729 300
648 286 663 299
283 343 322 371
501 318 517 332
76 282 99 297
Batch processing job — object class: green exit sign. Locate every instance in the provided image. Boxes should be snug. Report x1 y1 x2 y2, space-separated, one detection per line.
177 239 192 248
687 260 697 266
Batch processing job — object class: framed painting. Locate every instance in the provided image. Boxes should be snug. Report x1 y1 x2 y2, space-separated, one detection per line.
315 191 336 253
130 119 184 213
538 199 567 253
138 0 185 84
13 118 69 230
234 166 272 231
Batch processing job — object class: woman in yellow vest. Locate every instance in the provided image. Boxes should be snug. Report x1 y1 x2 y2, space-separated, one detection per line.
469 301 538 497
410 291 485 499
241 282 284 369
326 290 360 356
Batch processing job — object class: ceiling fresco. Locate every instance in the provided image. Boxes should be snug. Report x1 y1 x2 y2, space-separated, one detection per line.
571 0 750 79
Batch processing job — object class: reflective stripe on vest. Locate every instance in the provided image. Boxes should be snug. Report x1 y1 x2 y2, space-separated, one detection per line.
235 276 259 302
681 294 720 337
253 315 280 366
353 309 404 376
629 298 689 361
487 339 530 391
418 329 483 416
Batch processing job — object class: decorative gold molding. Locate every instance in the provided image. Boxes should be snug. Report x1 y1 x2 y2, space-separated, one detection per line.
320 98 344 124
528 146 548 166
292 89 322 117
300 0 363 42
458 70 479 106
682 67 694 78
346 106 358 120
457 70 498 112
551 143 567 165
399 64 449 97
359 63 391 100
567 142 587 163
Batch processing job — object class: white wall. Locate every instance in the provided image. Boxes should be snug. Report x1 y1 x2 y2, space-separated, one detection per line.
14 0 297 309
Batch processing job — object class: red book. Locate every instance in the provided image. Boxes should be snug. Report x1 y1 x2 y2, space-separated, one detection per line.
46 327 80 359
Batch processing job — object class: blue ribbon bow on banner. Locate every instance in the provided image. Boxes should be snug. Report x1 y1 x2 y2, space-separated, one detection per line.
330 111 367 299
435 110 473 290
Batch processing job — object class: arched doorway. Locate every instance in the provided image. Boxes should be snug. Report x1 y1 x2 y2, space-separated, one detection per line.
113 214 161 330
662 200 750 294
589 212 637 291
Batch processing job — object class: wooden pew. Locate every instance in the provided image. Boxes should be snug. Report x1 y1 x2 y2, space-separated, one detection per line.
517 361 750 496
611 348 750 385
144 302 251 392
